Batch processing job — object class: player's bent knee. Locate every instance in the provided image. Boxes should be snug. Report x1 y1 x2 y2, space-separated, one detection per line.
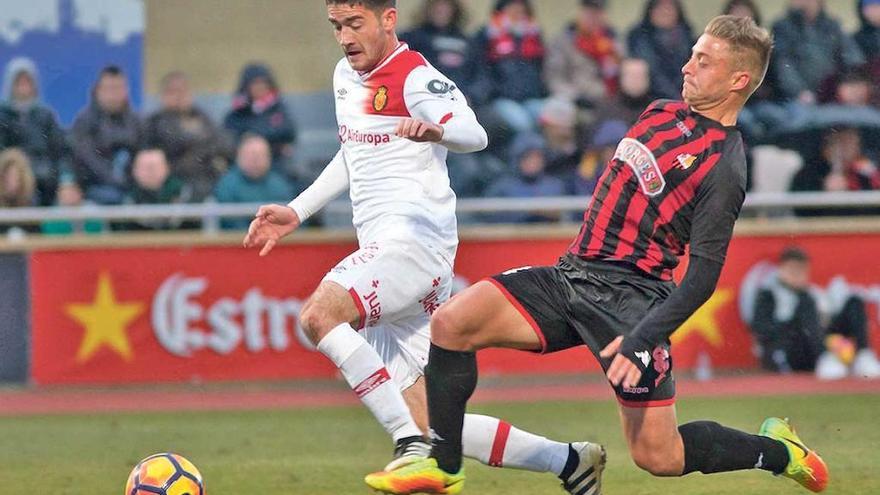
430 305 476 351
299 303 338 346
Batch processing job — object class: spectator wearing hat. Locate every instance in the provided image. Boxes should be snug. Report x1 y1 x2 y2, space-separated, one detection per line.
484 132 566 223
223 63 296 171
538 97 581 177
573 119 627 197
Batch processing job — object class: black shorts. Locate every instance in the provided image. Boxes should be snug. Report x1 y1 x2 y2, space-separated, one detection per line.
488 254 677 407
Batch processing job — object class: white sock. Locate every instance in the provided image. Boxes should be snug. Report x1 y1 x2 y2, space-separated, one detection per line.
462 413 570 475
317 323 423 442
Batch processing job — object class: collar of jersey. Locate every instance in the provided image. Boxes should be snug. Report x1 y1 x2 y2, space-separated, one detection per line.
358 42 408 80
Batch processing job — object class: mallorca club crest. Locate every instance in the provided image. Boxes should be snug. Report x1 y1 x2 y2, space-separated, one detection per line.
373 85 388 112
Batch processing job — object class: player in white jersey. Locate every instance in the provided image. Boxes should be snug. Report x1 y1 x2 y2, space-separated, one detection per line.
244 1 605 492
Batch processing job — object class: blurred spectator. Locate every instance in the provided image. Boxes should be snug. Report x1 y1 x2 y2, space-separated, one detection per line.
0 147 35 208
748 247 880 379
791 128 880 215
71 65 142 205
0 148 37 236
118 149 191 231
144 71 233 201
538 97 581 177
723 0 763 26
819 67 873 106
573 119 627 197
472 0 547 134
0 57 71 206
544 0 620 109
40 179 104 235
770 0 864 104
855 0 880 107
214 135 294 230
593 57 654 128
626 0 693 100
484 133 566 223
402 0 486 104
223 63 296 172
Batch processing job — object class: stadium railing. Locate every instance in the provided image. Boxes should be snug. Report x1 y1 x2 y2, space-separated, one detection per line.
1 191 879 233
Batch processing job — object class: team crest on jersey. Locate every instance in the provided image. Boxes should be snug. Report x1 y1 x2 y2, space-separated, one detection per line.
676 153 697 170
373 86 389 111
614 137 666 196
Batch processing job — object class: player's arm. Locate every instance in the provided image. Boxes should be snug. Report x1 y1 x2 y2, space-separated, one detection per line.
604 143 746 387
400 66 488 153
243 150 349 256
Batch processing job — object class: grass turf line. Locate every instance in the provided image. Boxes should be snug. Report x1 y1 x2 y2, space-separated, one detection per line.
0 393 876 494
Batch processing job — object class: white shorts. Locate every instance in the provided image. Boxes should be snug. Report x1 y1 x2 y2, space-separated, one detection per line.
323 239 453 390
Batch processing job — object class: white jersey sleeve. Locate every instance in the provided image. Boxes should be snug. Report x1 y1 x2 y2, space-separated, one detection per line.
287 149 349 222
403 65 488 154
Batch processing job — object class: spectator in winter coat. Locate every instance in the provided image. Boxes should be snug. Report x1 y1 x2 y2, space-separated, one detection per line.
472 0 548 134
70 65 142 205
0 57 71 205
626 0 694 100
855 0 880 107
144 71 233 201
223 63 296 172
770 0 864 104
544 0 620 109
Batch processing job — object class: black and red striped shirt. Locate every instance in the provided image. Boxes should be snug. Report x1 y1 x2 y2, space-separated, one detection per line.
569 99 746 281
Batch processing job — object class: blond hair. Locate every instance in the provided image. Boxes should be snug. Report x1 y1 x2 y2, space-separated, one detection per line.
0 148 36 207
704 14 773 95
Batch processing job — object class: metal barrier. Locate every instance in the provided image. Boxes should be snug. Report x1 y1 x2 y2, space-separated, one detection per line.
1 191 880 231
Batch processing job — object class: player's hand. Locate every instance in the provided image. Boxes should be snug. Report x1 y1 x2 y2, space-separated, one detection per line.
242 204 301 257
395 118 444 143
600 336 643 389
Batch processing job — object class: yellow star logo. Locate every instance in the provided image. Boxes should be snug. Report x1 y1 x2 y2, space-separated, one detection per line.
65 272 144 363
671 288 732 348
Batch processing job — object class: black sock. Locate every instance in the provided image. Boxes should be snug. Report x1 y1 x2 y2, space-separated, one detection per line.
679 421 789 475
558 444 579 481
426 343 477 474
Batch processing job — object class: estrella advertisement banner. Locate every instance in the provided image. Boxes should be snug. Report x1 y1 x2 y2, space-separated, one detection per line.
29 234 880 384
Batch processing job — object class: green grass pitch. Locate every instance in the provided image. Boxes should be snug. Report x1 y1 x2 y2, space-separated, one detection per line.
1 393 877 494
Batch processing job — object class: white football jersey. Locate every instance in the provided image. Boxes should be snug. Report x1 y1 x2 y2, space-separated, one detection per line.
330 42 486 259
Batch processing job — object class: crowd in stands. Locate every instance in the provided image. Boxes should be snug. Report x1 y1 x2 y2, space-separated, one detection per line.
1 0 880 233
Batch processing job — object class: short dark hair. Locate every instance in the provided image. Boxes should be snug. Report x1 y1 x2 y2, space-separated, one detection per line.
326 0 396 11
779 246 809 264
99 65 125 79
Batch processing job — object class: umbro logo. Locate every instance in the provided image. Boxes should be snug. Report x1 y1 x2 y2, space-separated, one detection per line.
336 88 348 100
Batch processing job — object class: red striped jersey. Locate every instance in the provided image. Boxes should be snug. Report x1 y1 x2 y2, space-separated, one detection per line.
569 99 747 280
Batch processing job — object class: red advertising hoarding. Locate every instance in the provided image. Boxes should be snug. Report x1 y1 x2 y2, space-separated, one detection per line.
30 233 880 384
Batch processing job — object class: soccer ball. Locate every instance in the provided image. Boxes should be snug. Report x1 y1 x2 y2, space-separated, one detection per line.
125 453 205 495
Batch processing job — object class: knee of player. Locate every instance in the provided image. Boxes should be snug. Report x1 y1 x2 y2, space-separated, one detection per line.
630 446 682 477
430 306 475 351
299 303 336 345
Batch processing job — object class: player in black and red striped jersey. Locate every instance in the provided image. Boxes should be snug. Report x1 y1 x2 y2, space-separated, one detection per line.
367 15 830 495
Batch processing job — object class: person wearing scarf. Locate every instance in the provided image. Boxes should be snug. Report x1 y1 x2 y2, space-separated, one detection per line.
223 63 297 171
545 0 620 108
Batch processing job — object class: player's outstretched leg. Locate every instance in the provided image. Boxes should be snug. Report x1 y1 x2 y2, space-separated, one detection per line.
620 405 828 492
